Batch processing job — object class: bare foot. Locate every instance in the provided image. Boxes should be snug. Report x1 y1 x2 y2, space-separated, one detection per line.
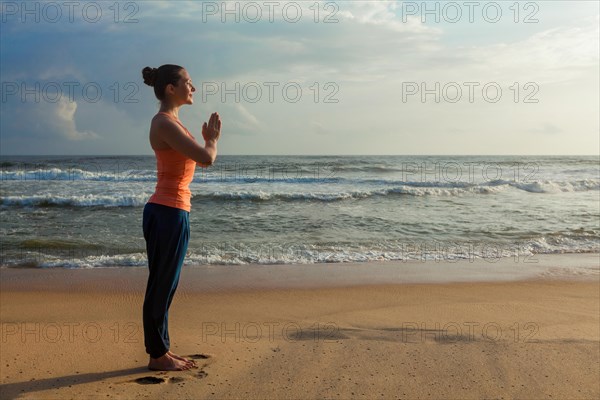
148 353 193 371
168 351 197 367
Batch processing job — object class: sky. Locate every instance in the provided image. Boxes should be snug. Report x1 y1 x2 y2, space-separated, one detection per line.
0 0 598 155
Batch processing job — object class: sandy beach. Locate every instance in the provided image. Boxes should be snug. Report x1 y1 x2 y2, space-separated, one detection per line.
1 254 598 399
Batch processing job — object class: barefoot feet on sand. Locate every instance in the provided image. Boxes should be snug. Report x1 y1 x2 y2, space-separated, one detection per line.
168 351 197 366
148 352 196 371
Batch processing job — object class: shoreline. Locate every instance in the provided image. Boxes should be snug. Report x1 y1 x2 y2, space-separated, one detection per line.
1 253 598 294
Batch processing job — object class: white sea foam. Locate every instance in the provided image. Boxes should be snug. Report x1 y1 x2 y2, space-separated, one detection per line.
0 194 149 207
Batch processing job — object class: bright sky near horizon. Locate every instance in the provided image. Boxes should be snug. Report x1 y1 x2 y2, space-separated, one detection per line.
0 0 598 155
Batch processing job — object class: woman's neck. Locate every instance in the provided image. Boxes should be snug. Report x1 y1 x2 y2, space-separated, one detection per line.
158 102 180 120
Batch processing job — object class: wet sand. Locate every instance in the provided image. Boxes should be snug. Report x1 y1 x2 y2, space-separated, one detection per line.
1 254 599 399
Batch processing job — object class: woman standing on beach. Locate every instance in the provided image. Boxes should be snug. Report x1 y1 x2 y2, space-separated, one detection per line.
141 64 221 371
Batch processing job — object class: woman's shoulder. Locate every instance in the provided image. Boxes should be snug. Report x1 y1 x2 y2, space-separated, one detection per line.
151 113 180 133
150 113 194 139
152 112 174 124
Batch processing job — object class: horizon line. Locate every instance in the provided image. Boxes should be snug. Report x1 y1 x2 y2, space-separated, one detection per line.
1 154 599 157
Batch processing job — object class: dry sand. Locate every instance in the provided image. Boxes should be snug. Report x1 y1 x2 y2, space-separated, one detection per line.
1 255 599 399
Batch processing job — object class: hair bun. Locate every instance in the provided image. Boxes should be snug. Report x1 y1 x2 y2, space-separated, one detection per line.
142 67 158 87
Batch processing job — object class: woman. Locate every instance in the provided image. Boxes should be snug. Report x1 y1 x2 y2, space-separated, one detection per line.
141 64 221 371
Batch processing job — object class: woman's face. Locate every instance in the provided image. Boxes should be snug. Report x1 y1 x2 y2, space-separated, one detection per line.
170 69 196 105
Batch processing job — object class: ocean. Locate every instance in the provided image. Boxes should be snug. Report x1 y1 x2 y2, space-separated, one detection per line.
0 155 598 269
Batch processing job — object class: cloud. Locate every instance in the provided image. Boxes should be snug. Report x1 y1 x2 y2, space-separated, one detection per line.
235 104 260 126
1 1 598 155
423 17 600 84
311 121 329 135
215 103 261 136
529 123 563 136
0 96 98 143
54 98 99 140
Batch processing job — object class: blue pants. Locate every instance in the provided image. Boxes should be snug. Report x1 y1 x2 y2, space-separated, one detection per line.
142 202 190 359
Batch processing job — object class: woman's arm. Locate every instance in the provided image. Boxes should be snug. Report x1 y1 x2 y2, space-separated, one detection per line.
198 113 221 167
197 139 217 168
155 117 219 167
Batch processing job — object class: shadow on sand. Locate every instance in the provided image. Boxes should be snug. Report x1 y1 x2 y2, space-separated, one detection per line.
0 366 152 399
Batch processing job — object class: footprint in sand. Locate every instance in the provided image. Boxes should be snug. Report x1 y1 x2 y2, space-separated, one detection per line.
134 376 165 385
189 354 212 375
189 353 211 360
133 373 205 385
196 370 208 379
131 355 211 385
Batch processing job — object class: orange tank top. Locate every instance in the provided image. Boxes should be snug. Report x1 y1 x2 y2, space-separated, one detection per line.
147 112 197 212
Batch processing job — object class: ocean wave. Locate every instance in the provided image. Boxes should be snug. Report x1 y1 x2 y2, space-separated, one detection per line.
0 194 148 207
509 179 600 193
1 178 598 207
2 167 598 192
0 168 156 182
189 187 482 202
190 179 598 202
0 167 340 183
2 238 598 268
